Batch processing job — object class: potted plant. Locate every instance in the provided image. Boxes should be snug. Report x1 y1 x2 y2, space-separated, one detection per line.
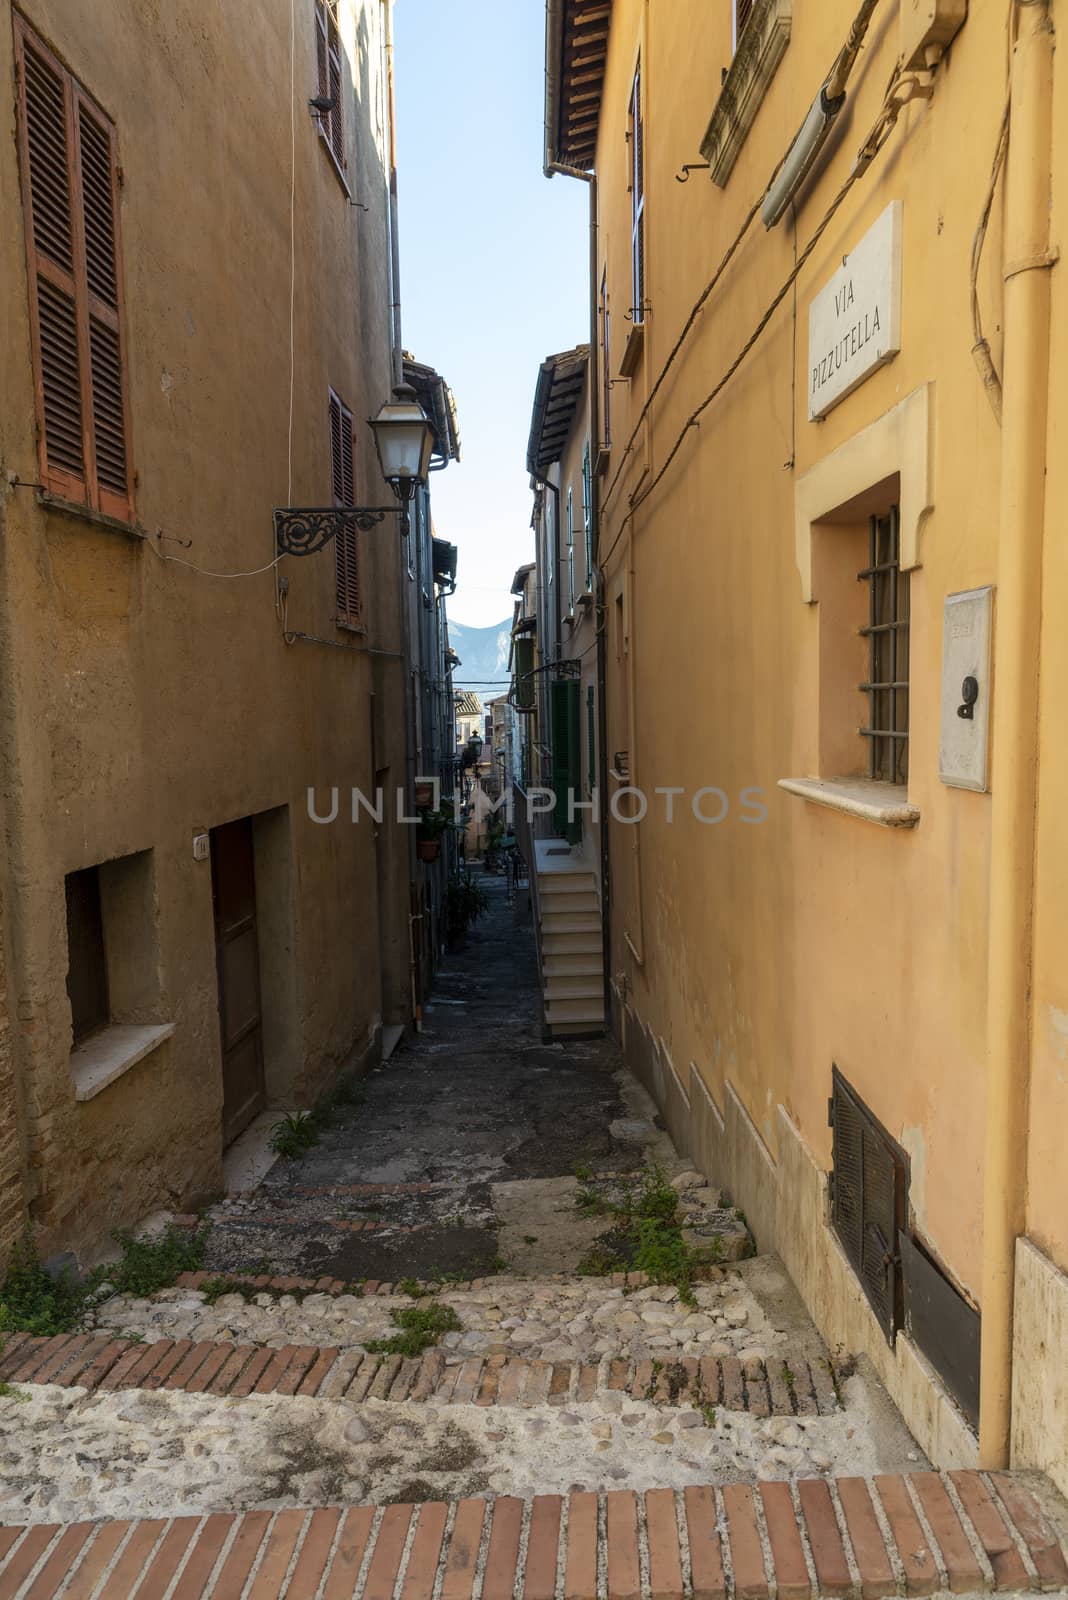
444 873 488 948
416 799 454 863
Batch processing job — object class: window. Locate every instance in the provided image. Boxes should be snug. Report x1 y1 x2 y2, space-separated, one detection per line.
733 0 756 51
64 850 168 1098
65 867 108 1043
14 18 133 522
830 1066 908 1343
600 265 611 450
860 507 909 783
628 61 645 324
566 485 575 612
314 0 345 175
582 444 593 589
329 390 360 625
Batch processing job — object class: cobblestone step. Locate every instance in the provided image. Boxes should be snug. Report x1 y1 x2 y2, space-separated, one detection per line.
0 1331 838 1415
168 1267 680 1298
1 1473 1064 1598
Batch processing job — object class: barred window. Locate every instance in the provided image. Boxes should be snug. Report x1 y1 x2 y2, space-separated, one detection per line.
859 507 909 783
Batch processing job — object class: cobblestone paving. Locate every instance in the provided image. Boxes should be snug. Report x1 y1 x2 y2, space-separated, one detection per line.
201 878 649 1287
94 1274 782 1366
0 1376 910 1527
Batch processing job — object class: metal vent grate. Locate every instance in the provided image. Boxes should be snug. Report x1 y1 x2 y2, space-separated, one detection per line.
829 1067 908 1343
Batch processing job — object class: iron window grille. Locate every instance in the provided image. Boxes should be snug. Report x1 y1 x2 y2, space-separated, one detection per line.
859 506 909 783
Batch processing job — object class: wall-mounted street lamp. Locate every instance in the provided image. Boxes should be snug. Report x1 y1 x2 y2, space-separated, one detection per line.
273 383 435 558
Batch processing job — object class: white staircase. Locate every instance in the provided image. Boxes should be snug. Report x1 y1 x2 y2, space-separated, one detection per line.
535 850 605 1036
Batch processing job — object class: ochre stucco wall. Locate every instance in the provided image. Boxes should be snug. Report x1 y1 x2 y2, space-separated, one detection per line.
593 0 1015 1436
0 0 410 1261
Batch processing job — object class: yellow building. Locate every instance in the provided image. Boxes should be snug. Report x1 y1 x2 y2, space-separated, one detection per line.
0 0 451 1263
543 0 1068 1487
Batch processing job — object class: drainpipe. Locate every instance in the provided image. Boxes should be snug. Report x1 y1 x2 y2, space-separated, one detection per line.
384 0 403 386
979 0 1054 1469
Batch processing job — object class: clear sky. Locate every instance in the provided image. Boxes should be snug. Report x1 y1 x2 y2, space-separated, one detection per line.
393 0 589 627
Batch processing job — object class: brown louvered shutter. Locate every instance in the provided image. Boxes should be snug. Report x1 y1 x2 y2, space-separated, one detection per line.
17 29 85 501
315 0 345 171
78 97 130 519
14 19 132 521
630 61 645 324
735 0 756 45
326 2 344 168
330 391 360 624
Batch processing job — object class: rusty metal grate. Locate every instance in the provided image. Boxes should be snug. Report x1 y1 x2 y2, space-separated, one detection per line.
858 506 909 783
829 1067 908 1343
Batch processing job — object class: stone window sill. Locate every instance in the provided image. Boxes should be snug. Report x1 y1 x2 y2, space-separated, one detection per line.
71 1023 176 1103
38 492 144 542
778 776 920 828
700 0 792 187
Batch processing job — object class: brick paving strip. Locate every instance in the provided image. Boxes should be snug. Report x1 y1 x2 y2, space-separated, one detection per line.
0 1331 840 1415
0 1475 1064 1598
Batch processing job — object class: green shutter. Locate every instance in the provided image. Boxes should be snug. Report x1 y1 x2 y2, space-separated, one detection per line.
566 486 575 611
587 684 596 798
514 636 535 710
551 679 582 841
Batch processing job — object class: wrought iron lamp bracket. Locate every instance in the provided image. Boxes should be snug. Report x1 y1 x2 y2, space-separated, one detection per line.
273 506 399 558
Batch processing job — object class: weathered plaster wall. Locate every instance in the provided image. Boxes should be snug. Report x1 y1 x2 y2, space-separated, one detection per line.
0 0 408 1261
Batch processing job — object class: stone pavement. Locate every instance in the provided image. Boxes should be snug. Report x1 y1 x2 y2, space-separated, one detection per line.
2 875 1068 1590
201 876 648 1287
1 1473 1066 1599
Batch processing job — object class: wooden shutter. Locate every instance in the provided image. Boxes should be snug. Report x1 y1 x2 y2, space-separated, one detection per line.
514 636 535 711
630 61 645 324
551 679 582 842
586 684 596 798
735 0 756 46
330 391 360 624
14 19 132 521
315 0 345 171
830 1067 907 1343
582 444 593 586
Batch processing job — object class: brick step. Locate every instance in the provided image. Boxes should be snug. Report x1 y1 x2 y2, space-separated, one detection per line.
543 978 604 1001
0 1330 841 1415
541 934 604 957
538 871 598 894
542 954 603 976
545 997 605 1024
1 1473 1065 1598
540 914 602 935
538 891 600 916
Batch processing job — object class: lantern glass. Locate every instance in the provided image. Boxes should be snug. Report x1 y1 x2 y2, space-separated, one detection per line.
369 384 435 491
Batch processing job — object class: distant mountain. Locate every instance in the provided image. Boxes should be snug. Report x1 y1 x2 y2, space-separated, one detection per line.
447 618 513 702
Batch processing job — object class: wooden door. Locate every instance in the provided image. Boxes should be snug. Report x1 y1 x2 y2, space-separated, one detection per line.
211 817 266 1145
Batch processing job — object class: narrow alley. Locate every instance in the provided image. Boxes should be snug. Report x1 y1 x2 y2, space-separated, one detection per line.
3 0 1068 1591
0 879 1065 1592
